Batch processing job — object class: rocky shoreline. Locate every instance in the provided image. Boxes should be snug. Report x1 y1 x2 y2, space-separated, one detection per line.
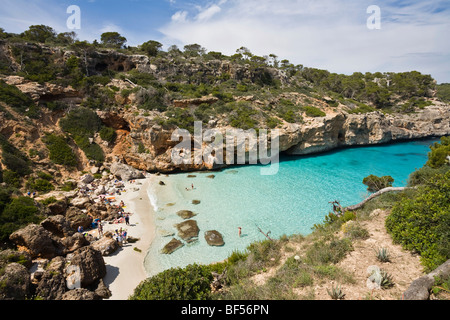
0 163 147 300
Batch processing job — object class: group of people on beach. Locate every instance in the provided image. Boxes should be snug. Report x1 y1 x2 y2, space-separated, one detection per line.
113 227 128 246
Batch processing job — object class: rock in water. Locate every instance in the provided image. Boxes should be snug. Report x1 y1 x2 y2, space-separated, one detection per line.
177 210 197 219
161 238 184 254
204 230 225 247
176 220 199 241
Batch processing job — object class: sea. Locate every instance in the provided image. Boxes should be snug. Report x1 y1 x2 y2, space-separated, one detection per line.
143 138 440 277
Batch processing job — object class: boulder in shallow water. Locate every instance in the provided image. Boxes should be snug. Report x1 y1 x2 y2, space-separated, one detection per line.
161 238 184 254
177 210 197 219
176 220 199 241
205 230 225 246
192 200 201 205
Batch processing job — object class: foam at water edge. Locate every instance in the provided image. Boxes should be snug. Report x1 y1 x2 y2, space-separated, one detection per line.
147 183 159 212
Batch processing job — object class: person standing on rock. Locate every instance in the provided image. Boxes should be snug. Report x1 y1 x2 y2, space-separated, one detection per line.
98 221 103 238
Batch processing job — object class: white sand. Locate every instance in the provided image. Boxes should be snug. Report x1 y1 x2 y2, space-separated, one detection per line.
100 178 156 300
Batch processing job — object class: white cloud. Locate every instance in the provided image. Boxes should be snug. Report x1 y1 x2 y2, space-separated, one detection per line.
195 4 222 21
159 0 450 83
172 11 188 23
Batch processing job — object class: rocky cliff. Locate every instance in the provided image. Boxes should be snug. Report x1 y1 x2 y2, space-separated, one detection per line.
0 40 449 179
101 102 450 173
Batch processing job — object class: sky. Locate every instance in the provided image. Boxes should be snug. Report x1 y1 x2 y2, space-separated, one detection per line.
0 0 449 83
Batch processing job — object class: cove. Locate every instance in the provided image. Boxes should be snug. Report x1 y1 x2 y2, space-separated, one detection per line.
144 138 440 276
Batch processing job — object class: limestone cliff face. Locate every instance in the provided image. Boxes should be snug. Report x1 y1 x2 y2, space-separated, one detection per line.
285 103 450 155
105 103 450 173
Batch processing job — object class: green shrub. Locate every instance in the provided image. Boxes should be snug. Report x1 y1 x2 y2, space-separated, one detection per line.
0 80 35 115
437 83 450 102
11 43 62 84
362 174 394 192
59 107 104 162
43 134 78 167
275 99 302 123
61 181 77 191
165 108 196 133
0 196 43 242
246 239 282 268
135 87 167 112
0 188 12 214
427 136 450 169
0 134 31 176
26 178 54 193
2 170 22 188
59 107 102 137
99 126 117 144
228 102 258 130
302 106 326 117
305 238 353 265
130 263 224 300
408 165 449 187
74 135 105 162
266 116 281 128
386 171 450 272
347 103 377 114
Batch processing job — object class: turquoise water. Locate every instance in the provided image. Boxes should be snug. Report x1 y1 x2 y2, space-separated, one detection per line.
144 138 439 276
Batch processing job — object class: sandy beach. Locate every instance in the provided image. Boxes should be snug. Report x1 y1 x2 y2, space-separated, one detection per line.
99 177 156 300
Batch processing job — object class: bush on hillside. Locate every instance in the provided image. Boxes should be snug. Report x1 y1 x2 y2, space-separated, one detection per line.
99 126 117 144
43 134 78 167
59 107 102 137
427 136 450 169
130 263 224 300
386 171 450 272
362 174 394 192
0 196 42 242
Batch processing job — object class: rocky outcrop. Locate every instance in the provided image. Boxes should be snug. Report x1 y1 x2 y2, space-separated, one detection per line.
3 75 80 102
285 105 450 155
177 210 197 219
0 263 32 300
66 246 106 288
161 238 184 254
403 259 450 300
116 104 450 173
65 206 92 231
173 96 219 108
176 220 200 242
110 162 145 181
9 224 64 259
205 230 225 247
40 215 75 238
91 236 120 256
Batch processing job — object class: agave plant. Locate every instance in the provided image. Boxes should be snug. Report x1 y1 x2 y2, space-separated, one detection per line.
379 269 395 289
327 284 345 300
375 247 391 263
